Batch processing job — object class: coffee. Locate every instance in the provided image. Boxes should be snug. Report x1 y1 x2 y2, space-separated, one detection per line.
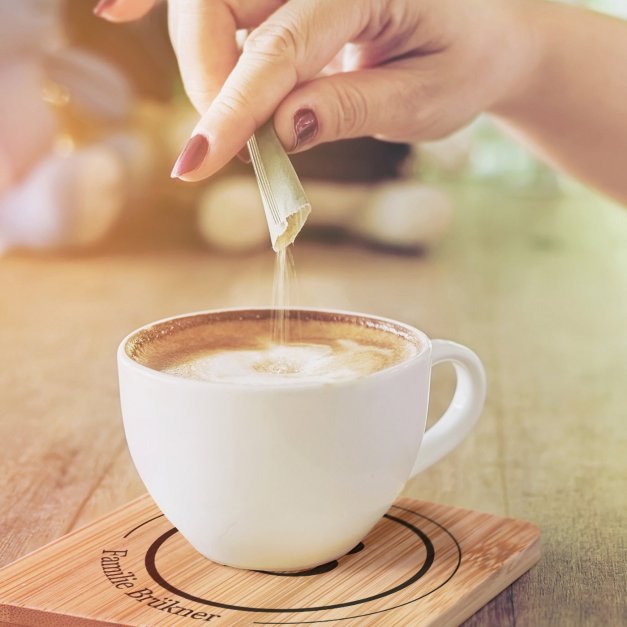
127 310 420 385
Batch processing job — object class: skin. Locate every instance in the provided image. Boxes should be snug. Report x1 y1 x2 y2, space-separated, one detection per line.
97 0 627 204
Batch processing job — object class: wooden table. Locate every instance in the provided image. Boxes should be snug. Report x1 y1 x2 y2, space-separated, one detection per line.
1 180 625 625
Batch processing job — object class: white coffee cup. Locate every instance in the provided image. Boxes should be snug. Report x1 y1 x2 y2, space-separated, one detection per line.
118 308 486 572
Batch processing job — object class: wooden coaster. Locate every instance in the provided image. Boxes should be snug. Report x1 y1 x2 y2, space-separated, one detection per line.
0 495 539 626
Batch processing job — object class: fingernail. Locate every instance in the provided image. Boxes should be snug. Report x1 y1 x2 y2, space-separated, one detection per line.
94 0 117 17
237 145 251 164
293 108 318 149
170 134 209 179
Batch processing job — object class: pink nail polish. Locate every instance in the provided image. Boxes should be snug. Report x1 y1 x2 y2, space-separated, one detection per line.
170 135 209 179
294 108 318 148
94 0 117 17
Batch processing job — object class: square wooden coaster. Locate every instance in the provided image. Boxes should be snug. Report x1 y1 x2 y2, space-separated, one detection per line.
0 495 539 626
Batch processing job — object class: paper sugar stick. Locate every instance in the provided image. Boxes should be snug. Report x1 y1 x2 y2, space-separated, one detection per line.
248 121 311 251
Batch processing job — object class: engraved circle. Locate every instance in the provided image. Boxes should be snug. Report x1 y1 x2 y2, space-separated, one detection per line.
142 505 461 618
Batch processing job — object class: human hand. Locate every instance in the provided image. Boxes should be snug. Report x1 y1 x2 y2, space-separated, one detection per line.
96 0 539 181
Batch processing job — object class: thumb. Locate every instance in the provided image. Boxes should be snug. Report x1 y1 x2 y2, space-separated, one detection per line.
272 66 434 151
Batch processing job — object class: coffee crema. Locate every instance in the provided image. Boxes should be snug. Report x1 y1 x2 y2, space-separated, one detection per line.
127 310 421 386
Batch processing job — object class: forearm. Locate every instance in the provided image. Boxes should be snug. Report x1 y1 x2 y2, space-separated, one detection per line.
491 1 627 203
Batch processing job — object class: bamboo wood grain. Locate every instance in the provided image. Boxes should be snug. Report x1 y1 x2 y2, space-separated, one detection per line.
0 495 539 626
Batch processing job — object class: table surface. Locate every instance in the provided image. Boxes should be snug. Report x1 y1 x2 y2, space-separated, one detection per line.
1 179 625 626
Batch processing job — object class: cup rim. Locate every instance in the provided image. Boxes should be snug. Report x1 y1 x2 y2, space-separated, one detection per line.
117 307 431 390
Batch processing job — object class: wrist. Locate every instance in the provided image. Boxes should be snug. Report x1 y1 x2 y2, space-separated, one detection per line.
488 0 548 119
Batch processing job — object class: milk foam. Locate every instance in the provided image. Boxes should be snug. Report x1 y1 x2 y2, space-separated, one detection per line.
164 339 398 385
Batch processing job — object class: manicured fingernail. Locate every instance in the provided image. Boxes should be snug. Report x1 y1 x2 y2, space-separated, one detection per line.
94 0 117 17
293 108 318 148
237 145 251 164
170 134 209 179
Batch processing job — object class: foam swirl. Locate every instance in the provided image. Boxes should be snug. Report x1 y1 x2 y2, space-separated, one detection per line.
165 339 400 385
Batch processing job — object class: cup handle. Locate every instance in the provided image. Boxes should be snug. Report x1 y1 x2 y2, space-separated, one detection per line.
410 339 487 478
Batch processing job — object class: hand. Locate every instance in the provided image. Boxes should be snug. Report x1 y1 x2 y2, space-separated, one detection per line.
96 0 538 181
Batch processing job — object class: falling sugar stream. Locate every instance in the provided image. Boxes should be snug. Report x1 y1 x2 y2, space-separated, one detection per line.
271 246 299 346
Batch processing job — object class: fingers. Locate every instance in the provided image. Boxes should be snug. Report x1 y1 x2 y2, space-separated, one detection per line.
97 0 290 115
93 0 156 22
171 0 372 180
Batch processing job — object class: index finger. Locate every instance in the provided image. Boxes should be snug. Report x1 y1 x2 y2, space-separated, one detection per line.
169 0 239 114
